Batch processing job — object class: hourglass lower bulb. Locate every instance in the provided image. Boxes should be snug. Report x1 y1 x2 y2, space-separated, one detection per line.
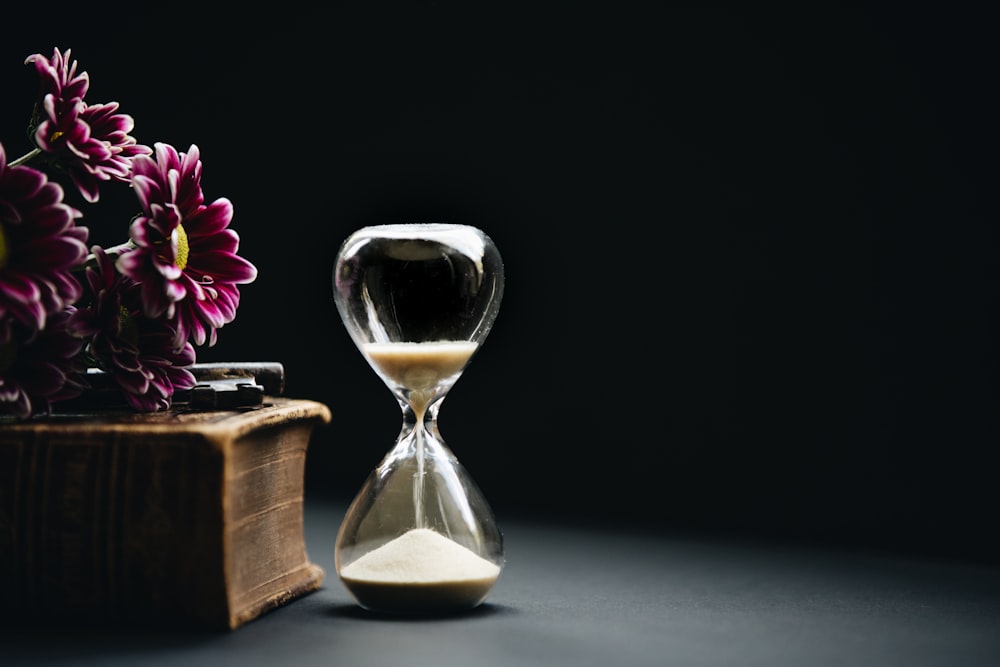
332 223 505 614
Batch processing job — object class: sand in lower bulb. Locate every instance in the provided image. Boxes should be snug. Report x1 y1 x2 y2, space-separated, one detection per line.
339 528 502 614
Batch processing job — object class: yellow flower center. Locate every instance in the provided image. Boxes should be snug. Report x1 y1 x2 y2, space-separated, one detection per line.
175 224 190 270
0 223 8 269
119 306 139 346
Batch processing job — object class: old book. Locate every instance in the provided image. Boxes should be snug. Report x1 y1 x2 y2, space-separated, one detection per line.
0 396 332 630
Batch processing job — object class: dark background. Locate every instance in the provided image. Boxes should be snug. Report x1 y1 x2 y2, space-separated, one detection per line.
3 4 995 563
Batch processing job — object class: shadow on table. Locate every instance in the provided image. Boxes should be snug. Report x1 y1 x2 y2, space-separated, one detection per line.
323 600 518 622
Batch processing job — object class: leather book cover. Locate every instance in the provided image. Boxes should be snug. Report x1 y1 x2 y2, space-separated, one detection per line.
0 397 331 630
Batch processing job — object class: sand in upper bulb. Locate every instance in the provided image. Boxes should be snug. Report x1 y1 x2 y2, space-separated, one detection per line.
363 341 477 417
339 528 502 614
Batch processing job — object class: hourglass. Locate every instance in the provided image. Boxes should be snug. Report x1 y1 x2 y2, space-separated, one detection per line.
331 223 505 614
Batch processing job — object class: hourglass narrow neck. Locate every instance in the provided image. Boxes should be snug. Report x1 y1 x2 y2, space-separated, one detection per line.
363 339 477 421
399 394 445 431
392 398 448 532
399 389 436 424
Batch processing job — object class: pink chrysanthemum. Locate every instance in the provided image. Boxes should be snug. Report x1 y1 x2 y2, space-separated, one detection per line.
24 46 89 108
68 246 196 412
0 308 88 419
0 142 88 335
25 47 151 203
117 143 258 348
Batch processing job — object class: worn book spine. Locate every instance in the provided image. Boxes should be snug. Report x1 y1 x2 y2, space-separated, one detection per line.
0 398 331 629
223 418 326 627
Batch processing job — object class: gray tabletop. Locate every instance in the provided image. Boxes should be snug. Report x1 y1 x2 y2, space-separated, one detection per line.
4 500 1000 667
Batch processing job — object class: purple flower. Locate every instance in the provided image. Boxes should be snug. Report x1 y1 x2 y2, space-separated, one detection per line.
0 308 88 419
117 143 258 348
24 46 89 108
25 47 151 203
69 246 196 412
0 142 88 334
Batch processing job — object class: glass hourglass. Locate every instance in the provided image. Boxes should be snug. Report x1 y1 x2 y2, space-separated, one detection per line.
331 223 505 615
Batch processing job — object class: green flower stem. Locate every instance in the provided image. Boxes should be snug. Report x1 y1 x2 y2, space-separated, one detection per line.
101 241 135 257
8 148 42 168
82 241 136 270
